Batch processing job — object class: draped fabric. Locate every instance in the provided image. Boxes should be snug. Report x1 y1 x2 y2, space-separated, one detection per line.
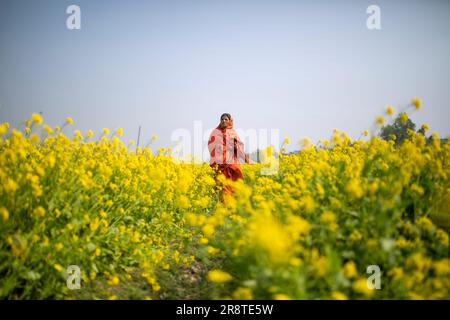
208 124 246 195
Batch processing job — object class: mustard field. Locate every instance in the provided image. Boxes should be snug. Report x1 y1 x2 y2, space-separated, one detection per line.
0 104 449 299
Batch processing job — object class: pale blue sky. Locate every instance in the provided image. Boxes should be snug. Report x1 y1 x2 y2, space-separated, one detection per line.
1 0 449 159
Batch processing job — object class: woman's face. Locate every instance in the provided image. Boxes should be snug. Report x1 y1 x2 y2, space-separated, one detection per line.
220 116 231 129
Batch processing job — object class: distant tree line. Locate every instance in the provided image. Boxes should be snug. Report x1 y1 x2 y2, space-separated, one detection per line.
379 113 447 146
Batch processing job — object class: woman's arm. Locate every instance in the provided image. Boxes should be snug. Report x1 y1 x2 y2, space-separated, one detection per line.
231 129 252 164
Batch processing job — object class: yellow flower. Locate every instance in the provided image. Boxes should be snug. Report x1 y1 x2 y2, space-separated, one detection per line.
31 113 43 124
152 135 157 141
108 276 120 286
349 230 363 242
265 146 274 157
435 229 449 247
129 139 135 145
0 124 8 135
289 257 302 267
298 137 312 148
29 133 40 144
288 215 311 237
152 283 161 292
346 179 364 199
33 206 46 217
388 267 404 281
90 218 100 232
8 234 28 257
132 232 141 243
177 195 191 209
0 207 9 222
196 197 210 208
421 123 429 131
44 125 54 135
185 213 198 226
66 117 73 124
300 195 316 213
363 130 369 137
410 183 424 196
207 246 220 255
102 128 110 136
386 105 394 115
248 214 294 264
416 216 434 233
331 291 348 300
312 256 329 278
54 264 63 272
433 259 449 276
232 287 253 300
400 112 408 124
320 211 336 224
343 261 358 279
283 137 290 144
74 130 82 138
87 129 94 138
202 224 215 238
406 253 431 271
375 116 385 126
352 278 374 297
116 128 123 136
408 292 423 300
273 294 291 300
411 97 421 110
207 269 233 283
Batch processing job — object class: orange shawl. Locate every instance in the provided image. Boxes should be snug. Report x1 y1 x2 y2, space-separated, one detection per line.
208 124 245 183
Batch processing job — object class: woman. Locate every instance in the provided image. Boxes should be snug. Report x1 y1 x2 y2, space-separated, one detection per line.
208 113 250 197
